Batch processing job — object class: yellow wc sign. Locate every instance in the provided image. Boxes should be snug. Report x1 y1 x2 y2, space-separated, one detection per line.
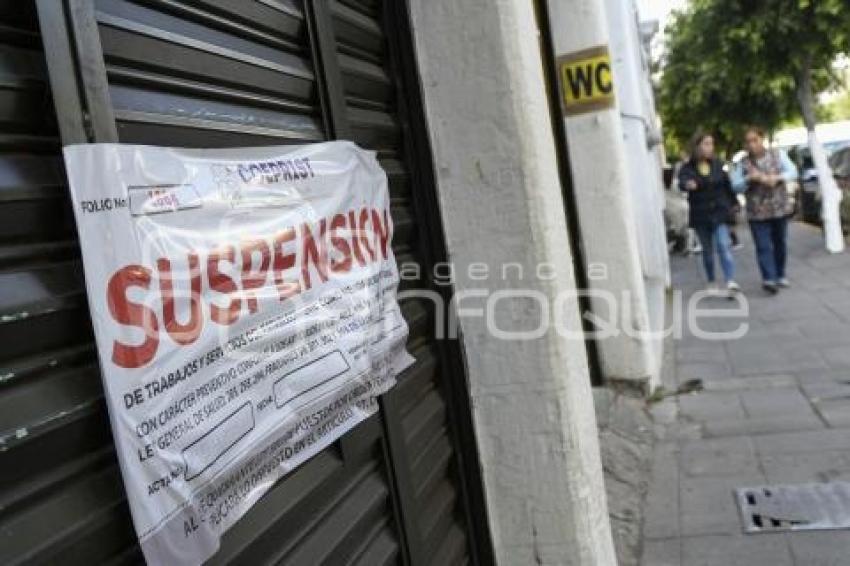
557 46 616 116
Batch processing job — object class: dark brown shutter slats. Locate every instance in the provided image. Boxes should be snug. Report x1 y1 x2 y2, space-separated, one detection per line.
1 1 485 564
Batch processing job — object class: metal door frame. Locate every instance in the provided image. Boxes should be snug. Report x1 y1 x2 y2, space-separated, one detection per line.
381 2 494 564
533 0 604 386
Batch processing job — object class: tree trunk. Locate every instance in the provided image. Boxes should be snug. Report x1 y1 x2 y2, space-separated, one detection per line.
796 60 845 253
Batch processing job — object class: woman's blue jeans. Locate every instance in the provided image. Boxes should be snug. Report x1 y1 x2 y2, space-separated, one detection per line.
749 217 788 283
694 222 735 283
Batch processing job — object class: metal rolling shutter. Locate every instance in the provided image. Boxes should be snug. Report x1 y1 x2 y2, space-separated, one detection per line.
0 3 138 564
0 1 491 564
328 3 484 564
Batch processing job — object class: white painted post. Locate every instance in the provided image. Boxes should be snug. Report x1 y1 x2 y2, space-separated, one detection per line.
810 131 846 253
545 0 659 388
408 1 617 564
605 0 670 381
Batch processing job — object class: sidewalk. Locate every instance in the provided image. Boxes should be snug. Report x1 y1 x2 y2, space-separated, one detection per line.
642 222 850 566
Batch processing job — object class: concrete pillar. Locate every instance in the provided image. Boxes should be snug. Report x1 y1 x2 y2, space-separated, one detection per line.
545 0 659 390
408 1 616 564
605 0 670 383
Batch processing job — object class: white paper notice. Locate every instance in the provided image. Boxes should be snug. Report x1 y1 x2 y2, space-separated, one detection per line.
62 141 414 565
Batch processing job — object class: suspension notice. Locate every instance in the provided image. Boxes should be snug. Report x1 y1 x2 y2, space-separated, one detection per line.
63 141 414 565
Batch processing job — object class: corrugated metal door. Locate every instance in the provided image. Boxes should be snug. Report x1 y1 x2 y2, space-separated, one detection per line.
0 1 491 564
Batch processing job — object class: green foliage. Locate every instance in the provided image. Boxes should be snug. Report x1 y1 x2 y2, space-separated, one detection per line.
782 91 849 128
737 0 850 77
823 91 850 122
663 128 683 163
659 0 850 153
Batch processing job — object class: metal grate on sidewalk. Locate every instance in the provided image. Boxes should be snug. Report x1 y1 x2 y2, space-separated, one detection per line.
735 482 850 533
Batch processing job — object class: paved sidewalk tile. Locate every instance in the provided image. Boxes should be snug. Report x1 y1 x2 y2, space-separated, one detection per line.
649 224 850 566
810 287 850 307
644 490 681 541
680 437 760 477
758 303 838 323
799 375 850 402
676 362 733 382
679 392 745 422
640 538 679 566
821 346 850 370
680 474 766 536
729 349 829 376
702 414 824 438
806 252 850 271
814 400 850 428
676 343 730 364
759 449 850 484
738 322 802 339
827 301 850 323
788 531 850 566
739 388 817 419
681 534 793 566
796 320 850 345
702 374 797 392
753 428 850 455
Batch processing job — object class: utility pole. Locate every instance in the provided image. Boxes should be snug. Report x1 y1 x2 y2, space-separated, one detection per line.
812 133 845 254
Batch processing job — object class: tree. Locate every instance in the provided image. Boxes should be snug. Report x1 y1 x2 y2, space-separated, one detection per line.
727 0 850 251
658 1 798 158
661 0 850 251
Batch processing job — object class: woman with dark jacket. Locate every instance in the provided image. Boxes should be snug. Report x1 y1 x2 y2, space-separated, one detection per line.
678 131 740 293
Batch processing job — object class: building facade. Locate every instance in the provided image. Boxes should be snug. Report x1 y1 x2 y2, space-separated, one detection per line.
0 0 667 564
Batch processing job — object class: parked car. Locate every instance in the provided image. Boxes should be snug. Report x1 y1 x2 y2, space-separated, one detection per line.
799 145 850 230
664 183 691 254
663 162 697 254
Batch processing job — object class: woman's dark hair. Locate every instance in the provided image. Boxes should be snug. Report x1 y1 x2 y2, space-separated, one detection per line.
744 125 766 139
688 130 714 161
